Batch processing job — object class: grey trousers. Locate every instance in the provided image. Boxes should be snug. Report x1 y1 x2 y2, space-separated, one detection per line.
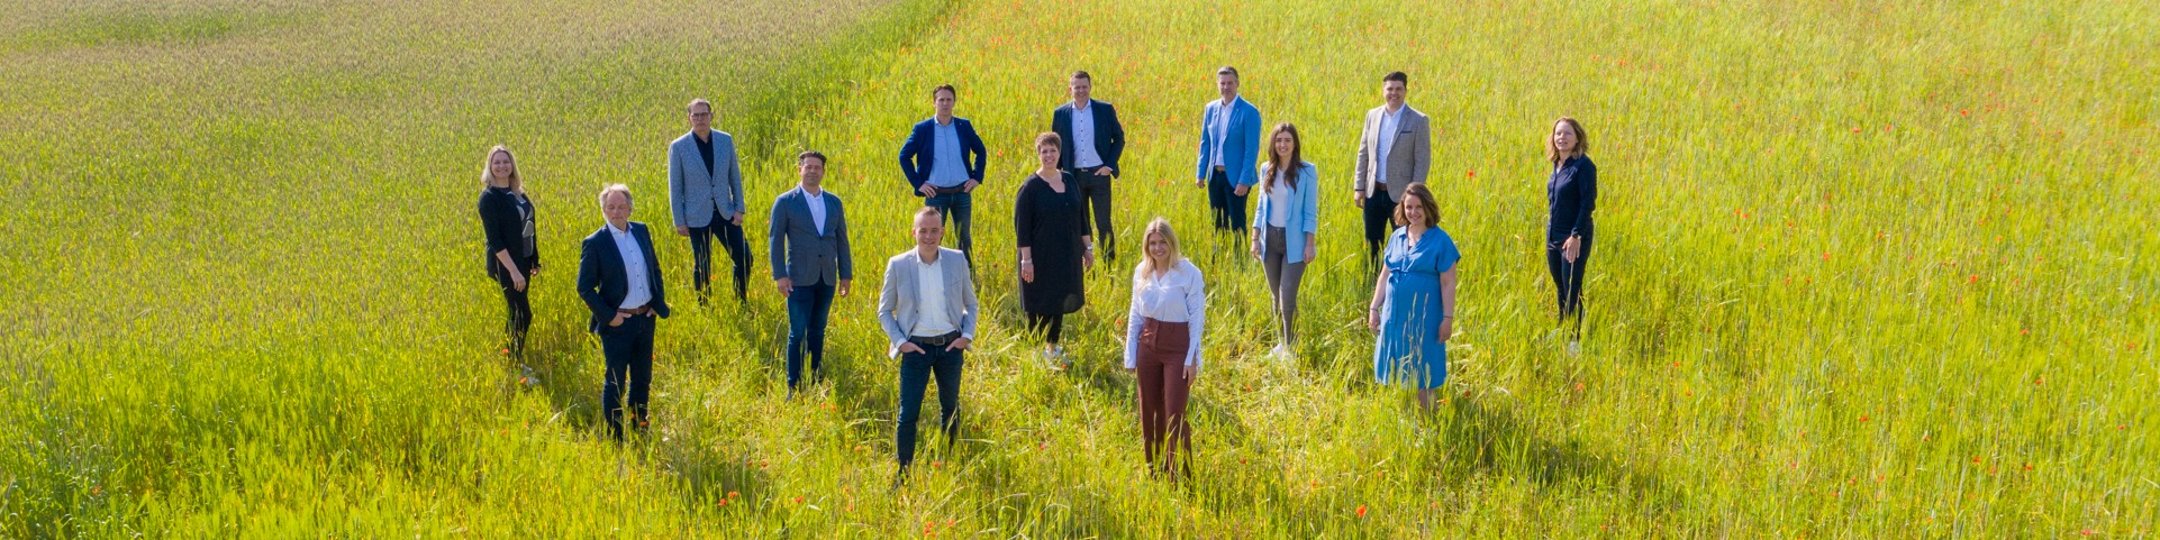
1261 225 1307 345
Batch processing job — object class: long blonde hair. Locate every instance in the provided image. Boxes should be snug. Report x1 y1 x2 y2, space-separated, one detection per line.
1136 217 1183 282
482 145 523 193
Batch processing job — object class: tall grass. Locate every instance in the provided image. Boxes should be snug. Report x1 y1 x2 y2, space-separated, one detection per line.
2 0 2154 536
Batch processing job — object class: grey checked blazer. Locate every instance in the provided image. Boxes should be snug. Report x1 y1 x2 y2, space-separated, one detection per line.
767 187 852 286
1354 105 1432 201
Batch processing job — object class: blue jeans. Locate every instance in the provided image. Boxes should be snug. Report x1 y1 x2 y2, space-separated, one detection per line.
895 343 964 469
784 282 836 389
925 190 974 263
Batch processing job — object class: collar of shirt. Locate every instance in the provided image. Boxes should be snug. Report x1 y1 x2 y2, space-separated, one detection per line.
607 222 633 235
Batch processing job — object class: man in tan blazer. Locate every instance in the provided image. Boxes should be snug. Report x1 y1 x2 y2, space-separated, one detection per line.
1354 71 1432 267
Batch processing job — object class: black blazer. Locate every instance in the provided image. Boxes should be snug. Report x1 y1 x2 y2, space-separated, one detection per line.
1545 155 1598 245
477 187 537 280
1051 100 1125 174
576 222 671 333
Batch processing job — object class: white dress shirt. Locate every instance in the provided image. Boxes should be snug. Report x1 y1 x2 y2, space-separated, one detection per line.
1375 105 1402 186
911 254 957 337
1124 259 1207 369
803 188 828 235
1071 100 1103 169
608 223 652 309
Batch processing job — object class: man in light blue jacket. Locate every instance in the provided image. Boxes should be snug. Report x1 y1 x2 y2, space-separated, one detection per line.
1195 66 1263 234
668 98 751 303
876 207 979 482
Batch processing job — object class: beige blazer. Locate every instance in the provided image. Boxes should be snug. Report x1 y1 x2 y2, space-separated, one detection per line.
1354 105 1431 201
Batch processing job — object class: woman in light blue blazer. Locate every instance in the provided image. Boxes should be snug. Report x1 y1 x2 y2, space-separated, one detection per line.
1250 122 1320 356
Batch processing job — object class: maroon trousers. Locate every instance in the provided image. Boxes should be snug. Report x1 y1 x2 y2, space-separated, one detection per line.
1136 318 1193 474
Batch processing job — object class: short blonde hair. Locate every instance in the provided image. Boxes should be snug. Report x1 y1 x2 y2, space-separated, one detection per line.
597 183 632 207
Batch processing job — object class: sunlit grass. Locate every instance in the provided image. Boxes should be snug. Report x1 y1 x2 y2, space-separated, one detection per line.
1 0 2154 536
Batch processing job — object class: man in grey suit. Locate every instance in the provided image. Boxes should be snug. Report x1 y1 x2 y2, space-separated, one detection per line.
1355 71 1432 268
770 151 853 393
877 207 978 481
669 98 751 304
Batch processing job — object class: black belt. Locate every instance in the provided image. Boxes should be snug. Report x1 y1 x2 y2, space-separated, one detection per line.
909 331 963 347
617 305 653 317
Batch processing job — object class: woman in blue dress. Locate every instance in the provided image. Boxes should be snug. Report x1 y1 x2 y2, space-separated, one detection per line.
1366 183 1460 410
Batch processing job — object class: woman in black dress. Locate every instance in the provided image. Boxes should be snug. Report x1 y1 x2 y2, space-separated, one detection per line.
477 145 540 360
1544 117 1596 354
1015 132 1094 369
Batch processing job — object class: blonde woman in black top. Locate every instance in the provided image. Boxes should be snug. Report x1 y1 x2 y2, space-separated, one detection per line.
477 145 539 360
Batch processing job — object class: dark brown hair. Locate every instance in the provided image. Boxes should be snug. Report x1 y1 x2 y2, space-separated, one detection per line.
1392 182 1440 228
1262 123 1302 194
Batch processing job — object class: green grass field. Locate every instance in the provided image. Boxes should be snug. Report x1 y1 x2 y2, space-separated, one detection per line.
4 0 2156 536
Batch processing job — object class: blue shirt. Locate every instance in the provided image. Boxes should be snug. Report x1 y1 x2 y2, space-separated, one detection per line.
1375 106 1402 184
1071 100 1103 169
929 120 969 188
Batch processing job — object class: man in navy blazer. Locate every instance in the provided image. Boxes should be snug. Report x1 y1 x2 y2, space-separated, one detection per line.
1051 71 1127 262
668 98 751 304
1195 66 1263 234
577 184 671 441
770 151 854 393
897 84 987 263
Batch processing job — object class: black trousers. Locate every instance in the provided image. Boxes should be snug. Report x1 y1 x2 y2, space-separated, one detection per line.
600 313 656 441
1545 235 1594 330
688 209 751 302
1206 169 1248 233
1363 188 1398 264
1027 312 1065 345
1078 170 1116 261
493 270 532 360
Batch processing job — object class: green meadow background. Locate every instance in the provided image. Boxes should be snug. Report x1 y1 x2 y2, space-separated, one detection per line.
3 0 2155 536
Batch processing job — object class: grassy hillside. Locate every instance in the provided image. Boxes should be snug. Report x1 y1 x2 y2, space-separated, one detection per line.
2 0 2155 536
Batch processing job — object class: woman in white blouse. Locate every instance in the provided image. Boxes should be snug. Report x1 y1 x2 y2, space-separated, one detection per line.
1123 217 1205 478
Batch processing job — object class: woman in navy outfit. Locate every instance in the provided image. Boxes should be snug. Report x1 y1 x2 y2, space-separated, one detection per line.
1544 117 1596 354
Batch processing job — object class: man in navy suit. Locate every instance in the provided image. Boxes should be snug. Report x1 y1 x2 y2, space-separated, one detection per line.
770 151 854 394
897 84 987 264
1051 71 1127 262
668 98 751 304
577 184 672 441
1195 66 1262 235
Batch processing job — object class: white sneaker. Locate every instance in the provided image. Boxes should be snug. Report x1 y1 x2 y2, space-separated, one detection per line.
1270 344 1292 360
1566 340 1581 356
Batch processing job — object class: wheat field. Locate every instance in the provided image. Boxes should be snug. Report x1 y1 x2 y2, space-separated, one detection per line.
2 0 2156 537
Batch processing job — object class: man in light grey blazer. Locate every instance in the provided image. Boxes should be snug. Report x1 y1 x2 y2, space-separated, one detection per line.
669 98 751 304
770 151 853 393
1354 71 1432 267
877 206 978 480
